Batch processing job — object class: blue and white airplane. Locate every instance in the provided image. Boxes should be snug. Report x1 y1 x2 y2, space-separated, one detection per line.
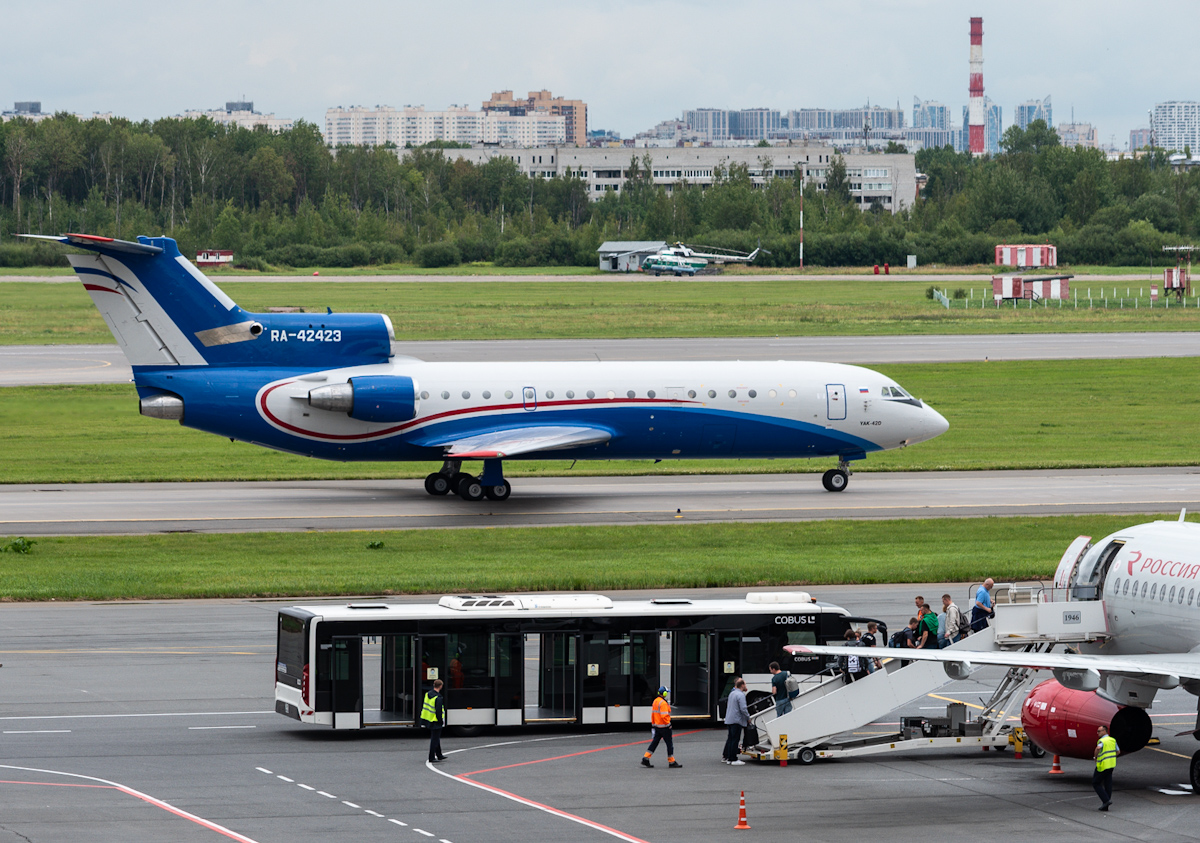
28 233 949 501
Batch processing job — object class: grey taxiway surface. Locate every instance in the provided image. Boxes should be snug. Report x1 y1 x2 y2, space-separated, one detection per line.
5 468 1200 536
2 588 1198 843
4 332 1200 386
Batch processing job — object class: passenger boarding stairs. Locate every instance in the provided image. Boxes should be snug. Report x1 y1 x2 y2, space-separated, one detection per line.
753 589 1109 754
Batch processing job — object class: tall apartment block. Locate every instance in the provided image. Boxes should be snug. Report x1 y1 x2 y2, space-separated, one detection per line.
483 91 587 147
1014 96 1052 130
1152 102 1200 154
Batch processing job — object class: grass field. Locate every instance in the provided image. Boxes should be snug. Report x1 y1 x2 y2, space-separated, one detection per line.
2 358 1196 484
1 514 1185 601
4 279 1200 346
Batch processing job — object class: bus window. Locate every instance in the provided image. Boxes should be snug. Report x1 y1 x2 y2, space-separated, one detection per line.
276 613 307 690
446 632 491 710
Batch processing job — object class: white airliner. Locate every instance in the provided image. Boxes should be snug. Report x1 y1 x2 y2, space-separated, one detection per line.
802 515 1200 787
26 233 949 500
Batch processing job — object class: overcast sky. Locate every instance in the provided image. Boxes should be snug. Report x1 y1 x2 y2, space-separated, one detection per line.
5 0 1196 147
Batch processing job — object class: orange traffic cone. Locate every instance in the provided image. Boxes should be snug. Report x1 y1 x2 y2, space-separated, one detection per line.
734 790 751 830
1048 755 1064 775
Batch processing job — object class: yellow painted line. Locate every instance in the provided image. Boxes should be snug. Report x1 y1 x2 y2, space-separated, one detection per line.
1148 746 1192 760
3 501 1198 527
927 693 986 712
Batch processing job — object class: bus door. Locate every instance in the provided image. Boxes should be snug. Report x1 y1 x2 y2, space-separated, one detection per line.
494 633 523 727
536 632 578 722
716 631 743 714
379 635 417 724
629 631 658 723
445 632 494 727
671 631 712 718
331 636 362 730
417 634 448 719
581 633 608 724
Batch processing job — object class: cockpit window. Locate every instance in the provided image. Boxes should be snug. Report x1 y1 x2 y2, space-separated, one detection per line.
882 386 910 398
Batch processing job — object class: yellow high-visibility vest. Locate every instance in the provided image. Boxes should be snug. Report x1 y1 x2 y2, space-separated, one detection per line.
420 691 440 723
1095 735 1118 771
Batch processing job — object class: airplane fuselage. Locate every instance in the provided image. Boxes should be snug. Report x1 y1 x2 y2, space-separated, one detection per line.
135 359 948 464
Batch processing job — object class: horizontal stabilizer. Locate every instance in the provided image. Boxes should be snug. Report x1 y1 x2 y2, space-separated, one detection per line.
19 233 163 255
425 425 611 458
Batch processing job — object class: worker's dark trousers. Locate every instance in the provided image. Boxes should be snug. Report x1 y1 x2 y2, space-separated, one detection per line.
1092 767 1114 805
646 726 673 757
427 726 443 762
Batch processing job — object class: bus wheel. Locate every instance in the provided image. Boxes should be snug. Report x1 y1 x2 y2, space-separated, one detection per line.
453 724 486 738
798 747 816 765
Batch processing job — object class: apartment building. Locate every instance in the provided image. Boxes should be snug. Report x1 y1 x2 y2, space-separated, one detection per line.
1152 101 1200 153
183 101 294 132
324 105 565 147
482 90 587 147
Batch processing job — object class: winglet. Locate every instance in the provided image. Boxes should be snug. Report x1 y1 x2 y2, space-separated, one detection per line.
1181 508 1189 522
18 233 163 255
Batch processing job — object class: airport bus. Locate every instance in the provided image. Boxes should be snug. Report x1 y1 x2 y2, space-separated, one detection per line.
274 592 880 731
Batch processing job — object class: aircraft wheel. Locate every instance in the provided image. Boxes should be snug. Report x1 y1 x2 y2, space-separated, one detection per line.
449 472 472 494
1191 749 1200 792
424 473 452 496
654 271 661 277
822 469 849 492
798 747 816 765
484 480 512 501
1026 741 1045 759
458 476 484 501
674 271 682 277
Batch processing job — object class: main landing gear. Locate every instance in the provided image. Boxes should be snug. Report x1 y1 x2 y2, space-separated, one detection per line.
424 458 512 502
821 460 852 493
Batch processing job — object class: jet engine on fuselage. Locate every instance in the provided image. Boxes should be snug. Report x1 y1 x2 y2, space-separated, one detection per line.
1021 678 1152 759
307 375 420 423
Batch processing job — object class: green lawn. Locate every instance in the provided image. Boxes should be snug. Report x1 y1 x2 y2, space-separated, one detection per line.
2 358 1196 484
0 514 1180 601
4 279 1200 346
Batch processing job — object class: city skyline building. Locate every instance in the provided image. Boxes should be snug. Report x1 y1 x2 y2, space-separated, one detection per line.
1015 95 1052 130
913 97 951 131
961 98 1001 155
1057 121 1099 149
182 101 294 132
1152 101 1200 153
324 105 565 147
482 90 587 147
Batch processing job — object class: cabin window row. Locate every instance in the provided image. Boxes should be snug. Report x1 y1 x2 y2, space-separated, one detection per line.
1111 577 1195 606
419 388 803 401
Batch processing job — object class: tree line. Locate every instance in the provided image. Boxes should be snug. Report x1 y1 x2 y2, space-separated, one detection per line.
1 115 1196 268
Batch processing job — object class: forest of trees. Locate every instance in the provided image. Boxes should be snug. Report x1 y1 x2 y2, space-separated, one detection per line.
1 114 1197 269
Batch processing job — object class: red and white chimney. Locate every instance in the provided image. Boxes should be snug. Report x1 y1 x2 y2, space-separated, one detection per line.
968 16 984 156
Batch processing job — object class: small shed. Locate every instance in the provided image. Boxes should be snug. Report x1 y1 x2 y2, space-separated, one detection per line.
992 274 1071 302
597 241 666 272
196 249 234 268
995 244 1057 268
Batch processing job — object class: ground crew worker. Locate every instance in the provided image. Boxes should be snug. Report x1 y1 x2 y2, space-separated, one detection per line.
641 686 681 768
1093 724 1120 810
421 679 447 763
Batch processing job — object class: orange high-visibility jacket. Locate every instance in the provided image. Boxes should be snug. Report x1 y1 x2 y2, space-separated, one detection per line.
651 695 672 727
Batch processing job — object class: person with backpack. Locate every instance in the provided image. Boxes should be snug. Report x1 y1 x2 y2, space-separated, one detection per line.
942 593 968 646
916 606 940 649
769 661 794 716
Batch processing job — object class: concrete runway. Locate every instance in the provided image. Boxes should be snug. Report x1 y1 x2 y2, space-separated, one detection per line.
5 332 1200 386
4 468 1199 536
2 588 1197 843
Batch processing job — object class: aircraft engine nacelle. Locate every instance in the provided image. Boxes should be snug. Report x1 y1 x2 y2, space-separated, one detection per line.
307 375 419 423
1021 679 1152 760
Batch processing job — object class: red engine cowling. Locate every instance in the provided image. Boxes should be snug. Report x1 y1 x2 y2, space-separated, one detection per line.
1021 679 1152 759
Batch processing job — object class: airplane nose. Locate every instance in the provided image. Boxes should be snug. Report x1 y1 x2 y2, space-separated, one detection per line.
926 406 950 439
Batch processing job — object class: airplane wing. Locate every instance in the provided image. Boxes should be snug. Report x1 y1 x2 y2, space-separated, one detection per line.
417 425 611 459
797 643 1200 681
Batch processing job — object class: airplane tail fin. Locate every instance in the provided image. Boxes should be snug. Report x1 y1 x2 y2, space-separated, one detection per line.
23 233 394 369
25 233 250 367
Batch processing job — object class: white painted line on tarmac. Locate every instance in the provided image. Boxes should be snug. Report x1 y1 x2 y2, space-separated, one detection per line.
0 763 262 842
317 791 337 799
3 729 70 734
0 710 273 721
190 725 257 730
414 830 434 837
342 800 360 808
298 784 315 790
365 810 384 817
255 767 273 774
278 776 294 783
389 818 409 827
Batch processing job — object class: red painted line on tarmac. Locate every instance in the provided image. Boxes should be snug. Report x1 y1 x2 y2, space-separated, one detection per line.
443 729 707 843
462 729 706 777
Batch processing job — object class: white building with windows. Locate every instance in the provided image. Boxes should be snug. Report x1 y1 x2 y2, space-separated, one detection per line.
324 105 565 147
426 145 917 211
183 102 294 132
1153 101 1200 153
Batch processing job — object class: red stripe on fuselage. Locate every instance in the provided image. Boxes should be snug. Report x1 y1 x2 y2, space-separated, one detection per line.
82 283 121 294
258 381 700 442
